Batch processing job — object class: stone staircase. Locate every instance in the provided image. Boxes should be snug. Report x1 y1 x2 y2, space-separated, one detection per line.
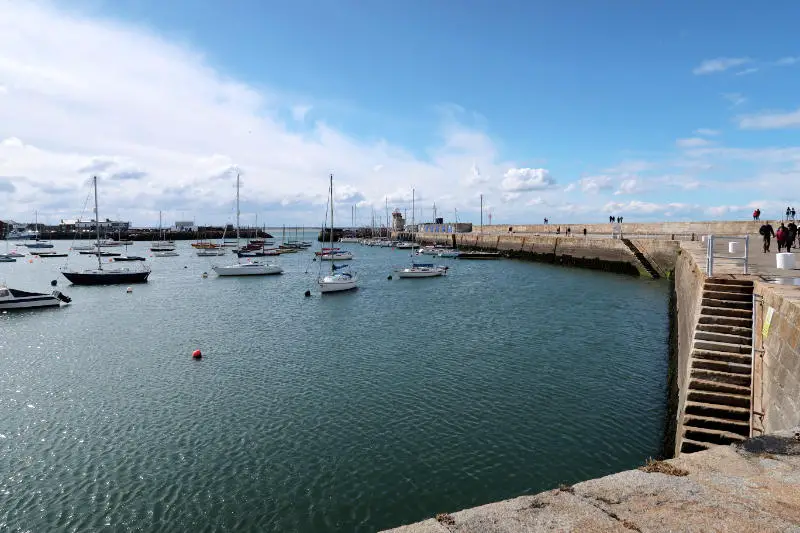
621 238 660 278
680 278 754 454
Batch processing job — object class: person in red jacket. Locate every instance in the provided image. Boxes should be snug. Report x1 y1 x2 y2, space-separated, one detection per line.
776 223 788 252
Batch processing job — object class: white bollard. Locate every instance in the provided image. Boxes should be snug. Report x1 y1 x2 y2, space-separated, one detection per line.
701 235 707 243
776 253 796 270
729 241 740 254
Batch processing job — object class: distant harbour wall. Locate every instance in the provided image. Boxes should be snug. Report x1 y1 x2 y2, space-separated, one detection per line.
473 220 765 237
414 231 680 278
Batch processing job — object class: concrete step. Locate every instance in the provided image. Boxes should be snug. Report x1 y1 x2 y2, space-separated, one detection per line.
704 282 753 294
689 378 751 396
694 339 751 355
699 306 751 319
680 437 712 454
695 330 752 346
685 400 750 421
683 426 747 446
692 348 752 365
707 278 754 288
698 315 752 328
696 323 752 338
687 389 751 409
703 289 753 302
690 368 751 387
683 414 750 435
701 298 753 310
692 358 751 375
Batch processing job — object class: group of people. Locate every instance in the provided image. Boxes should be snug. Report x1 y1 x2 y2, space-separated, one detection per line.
786 207 797 221
760 221 798 253
608 215 624 223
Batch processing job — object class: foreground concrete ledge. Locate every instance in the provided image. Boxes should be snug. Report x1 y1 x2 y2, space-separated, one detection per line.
383 427 800 533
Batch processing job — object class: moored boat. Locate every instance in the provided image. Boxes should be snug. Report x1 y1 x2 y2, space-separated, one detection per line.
61 176 151 285
317 174 358 293
0 285 71 310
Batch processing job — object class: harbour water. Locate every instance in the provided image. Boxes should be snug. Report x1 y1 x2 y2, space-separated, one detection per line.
0 236 670 532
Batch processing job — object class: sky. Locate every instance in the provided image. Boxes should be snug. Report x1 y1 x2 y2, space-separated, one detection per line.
1 0 799 227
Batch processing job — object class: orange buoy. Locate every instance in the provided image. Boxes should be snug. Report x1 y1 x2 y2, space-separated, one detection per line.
192 349 202 359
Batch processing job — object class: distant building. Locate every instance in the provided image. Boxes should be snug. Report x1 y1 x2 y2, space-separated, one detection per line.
74 219 130 232
173 220 196 232
392 210 405 231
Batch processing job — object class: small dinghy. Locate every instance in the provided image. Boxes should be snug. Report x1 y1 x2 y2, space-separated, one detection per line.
0 285 72 310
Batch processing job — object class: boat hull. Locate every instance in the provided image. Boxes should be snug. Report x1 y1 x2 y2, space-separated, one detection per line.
395 269 445 278
212 264 283 276
61 270 150 285
318 277 358 292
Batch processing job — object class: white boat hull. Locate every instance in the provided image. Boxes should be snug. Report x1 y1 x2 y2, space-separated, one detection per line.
318 274 358 292
213 263 283 276
395 266 447 278
0 287 70 309
153 251 180 257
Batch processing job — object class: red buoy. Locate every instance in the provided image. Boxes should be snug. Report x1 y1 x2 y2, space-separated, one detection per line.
192 349 202 359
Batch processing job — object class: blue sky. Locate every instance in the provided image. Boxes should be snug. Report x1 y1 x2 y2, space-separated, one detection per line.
0 1 798 225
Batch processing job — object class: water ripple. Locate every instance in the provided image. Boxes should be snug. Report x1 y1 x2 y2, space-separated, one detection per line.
0 239 670 532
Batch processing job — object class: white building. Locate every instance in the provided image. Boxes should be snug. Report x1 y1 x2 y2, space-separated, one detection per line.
173 220 196 232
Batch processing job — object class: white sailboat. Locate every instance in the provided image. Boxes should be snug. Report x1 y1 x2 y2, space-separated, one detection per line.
318 174 358 293
150 211 177 253
212 172 282 277
394 188 448 278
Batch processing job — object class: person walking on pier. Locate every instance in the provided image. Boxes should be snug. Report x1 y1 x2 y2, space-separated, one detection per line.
759 221 775 253
789 221 798 250
776 223 789 252
792 207 797 221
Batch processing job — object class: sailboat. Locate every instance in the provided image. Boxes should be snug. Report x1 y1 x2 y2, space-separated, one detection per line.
212 172 283 276
61 176 151 285
150 211 177 253
394 188 448 278
317 174 358 293
22 211 54 249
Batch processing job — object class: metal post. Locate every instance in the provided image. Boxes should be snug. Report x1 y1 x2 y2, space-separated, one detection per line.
743 234 749 274
707 235 715 276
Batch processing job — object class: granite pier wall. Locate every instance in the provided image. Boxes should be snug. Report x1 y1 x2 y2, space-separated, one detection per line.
472 220 766 237
415 232 680 277
752 282 800 435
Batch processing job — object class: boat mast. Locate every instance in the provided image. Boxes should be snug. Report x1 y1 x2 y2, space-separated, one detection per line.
480 194 483 234
94 176 102 270
235 172 241 245
411 188 416 264
329 174 335 273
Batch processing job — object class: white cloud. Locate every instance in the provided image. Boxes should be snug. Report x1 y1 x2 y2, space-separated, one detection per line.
692 57 751 75
774 56 799 66
578 175 613 194
526 197 544 206
500 167 556 192
676 137 713 148
722 93 747 107
614 178 644 195
694 128 720 137
290 105 311 122
735 67 759 76
502 192 521 202
563 183 576 193
0 2 514 225
603 200 695 216
738 108 800 130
